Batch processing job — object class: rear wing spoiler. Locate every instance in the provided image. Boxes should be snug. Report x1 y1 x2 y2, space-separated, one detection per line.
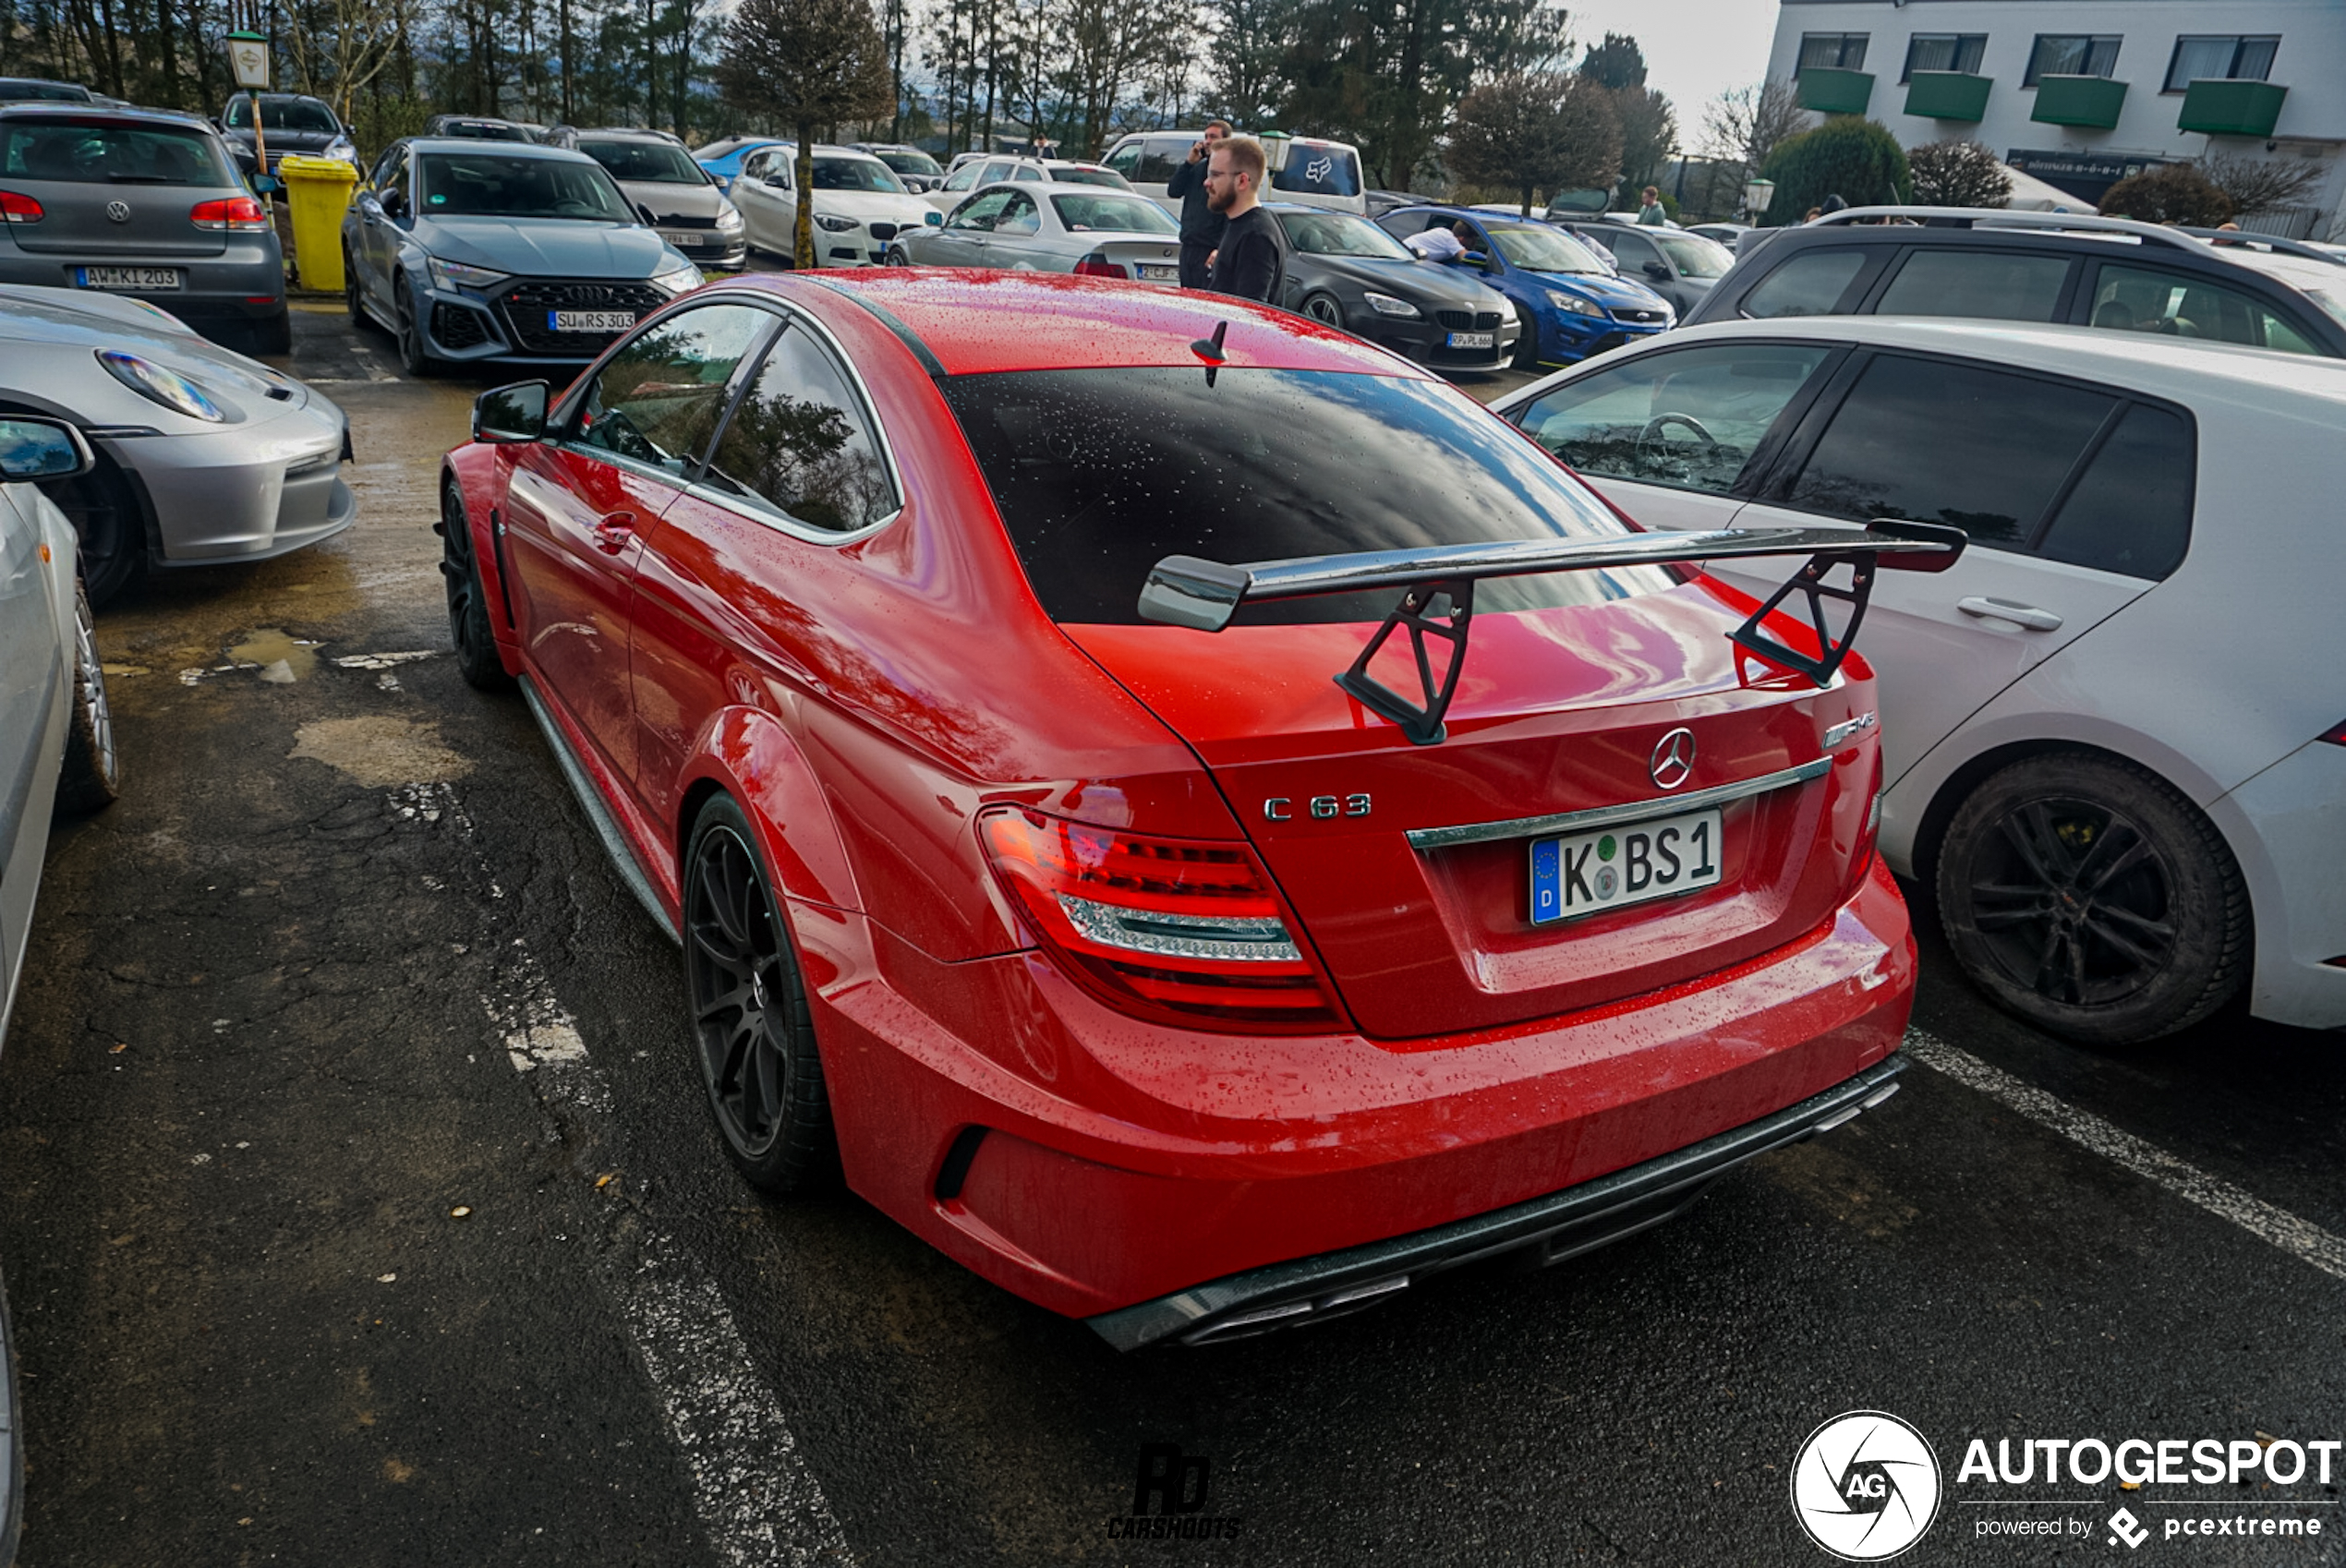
1138 522 1965 745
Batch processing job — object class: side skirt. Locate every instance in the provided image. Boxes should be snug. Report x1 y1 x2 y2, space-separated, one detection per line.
518 674 681 945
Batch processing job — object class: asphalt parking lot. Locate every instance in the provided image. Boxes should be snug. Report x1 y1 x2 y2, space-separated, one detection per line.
4 301 2341 1567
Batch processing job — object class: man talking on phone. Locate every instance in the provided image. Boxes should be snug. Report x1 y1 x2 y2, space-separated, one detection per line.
1204 135 1289 305
1165 119 1231 289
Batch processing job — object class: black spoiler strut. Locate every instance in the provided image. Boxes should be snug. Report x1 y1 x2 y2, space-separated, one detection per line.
1136 523 1965 745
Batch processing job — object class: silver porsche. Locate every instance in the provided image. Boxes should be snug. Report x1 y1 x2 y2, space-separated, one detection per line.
0 284 354 605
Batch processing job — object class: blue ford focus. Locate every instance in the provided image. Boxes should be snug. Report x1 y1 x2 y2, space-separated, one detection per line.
1376 204 1675 369
340 139 701 376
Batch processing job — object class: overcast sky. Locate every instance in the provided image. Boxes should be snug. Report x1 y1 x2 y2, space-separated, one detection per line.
1565 0 1781 130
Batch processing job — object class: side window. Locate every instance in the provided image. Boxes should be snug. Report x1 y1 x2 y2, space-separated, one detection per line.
1132 138 1187 186
1013 163 1043 182
2088 263 2320 355
1104 141 1141 178
996 191 1039 236
701 326 896 534
1784 355 2115 548
943 162 978 192
948 189 1012 231
369 147 402 190
1873 249 2071 322
2035 403 2195 579
570 305 775 476
1741 248 1868 319
1515 344 1836 496
979 159 1014 183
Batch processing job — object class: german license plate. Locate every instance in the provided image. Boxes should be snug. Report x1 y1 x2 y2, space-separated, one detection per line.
1135 263 1179 281
77 266 182 291
1529 807 1721 924
550 309 636 333
1445 330 1494 349
660 230 703 247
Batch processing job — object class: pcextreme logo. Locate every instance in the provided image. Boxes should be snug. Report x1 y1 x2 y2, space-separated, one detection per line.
1791 1410 1945 1562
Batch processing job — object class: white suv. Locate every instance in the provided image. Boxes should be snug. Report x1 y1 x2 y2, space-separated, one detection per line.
1496 317 2346 1044
729 144 935 268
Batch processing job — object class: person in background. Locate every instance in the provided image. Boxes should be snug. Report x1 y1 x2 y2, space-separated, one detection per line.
1204 135 1289 304
1637 185 1666 225
1405 220 1476 262
1167 119 1232 290
1803 206 1822 223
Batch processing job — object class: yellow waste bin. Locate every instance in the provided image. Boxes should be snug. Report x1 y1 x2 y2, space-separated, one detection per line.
277 153 359 295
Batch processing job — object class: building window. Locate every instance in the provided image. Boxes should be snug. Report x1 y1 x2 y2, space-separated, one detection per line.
2025 35 2122 86
1903 34 1988 81
1799 33 1870 72
2163 35 2279 92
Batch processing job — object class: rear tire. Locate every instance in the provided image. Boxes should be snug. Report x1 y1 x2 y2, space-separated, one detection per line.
250 306 293 356
55 580 120 814
1934 753 2249 1044
438 476 511 692
683 795 837 1194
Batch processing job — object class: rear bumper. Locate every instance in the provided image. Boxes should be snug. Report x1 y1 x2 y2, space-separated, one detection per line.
2215 738 2346 1029
1094 1052 1906 1347
0 247 286 339
805 853 1917 1324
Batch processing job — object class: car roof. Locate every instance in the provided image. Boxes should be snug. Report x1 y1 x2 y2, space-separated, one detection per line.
575 127 676 143
405 137 599 162
1592 316 2346 418
749 271 1436 379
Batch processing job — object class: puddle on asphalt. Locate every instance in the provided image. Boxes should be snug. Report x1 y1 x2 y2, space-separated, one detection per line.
226 628 320 682
289 716 471 786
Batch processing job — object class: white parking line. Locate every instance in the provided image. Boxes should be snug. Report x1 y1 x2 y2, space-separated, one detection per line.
1905 1028 2346 1284
393 782 854 1564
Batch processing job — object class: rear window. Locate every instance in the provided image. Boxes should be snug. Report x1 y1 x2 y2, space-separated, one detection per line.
1049 193 1173 233
939 367 1674 626
0 80 91 102
1272 145 1360 199
874 148 941 177
811 155 903 193
580 138 706 184
0 120 233 186
1050 165 1127 188
226 98 339 134
1280 211 1411 259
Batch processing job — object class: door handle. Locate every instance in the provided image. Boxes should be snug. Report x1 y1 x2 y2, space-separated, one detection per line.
1957 597 2062 633
591 511 636 554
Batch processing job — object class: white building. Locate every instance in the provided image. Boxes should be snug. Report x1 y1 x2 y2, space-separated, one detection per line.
1765 0 2346 237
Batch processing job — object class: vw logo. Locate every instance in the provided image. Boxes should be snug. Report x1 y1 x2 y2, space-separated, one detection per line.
1649 727 1696 790
104 199 131 223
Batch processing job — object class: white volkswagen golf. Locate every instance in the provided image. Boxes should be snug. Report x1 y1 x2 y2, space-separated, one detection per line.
1495 318 2345 1044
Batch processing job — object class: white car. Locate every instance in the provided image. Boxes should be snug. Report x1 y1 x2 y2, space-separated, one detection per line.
889 181 1181 281
729 144 935 268
918 154 1131 216
1494 317 2345 1043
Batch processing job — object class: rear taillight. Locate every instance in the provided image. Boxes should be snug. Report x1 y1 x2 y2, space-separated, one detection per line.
1072 254 1128 278
189 196 270 232
979 806 1344 1033
0 189 42 224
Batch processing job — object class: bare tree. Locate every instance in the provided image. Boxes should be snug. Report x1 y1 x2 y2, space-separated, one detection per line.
278 0 406 117
1447 70 1619 215
1700 77 1809 192
718 0 891 267
2194 151 2328 217
1906 139 2012 208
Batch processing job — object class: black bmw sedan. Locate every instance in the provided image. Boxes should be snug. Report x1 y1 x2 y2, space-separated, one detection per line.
1268 204 1519 372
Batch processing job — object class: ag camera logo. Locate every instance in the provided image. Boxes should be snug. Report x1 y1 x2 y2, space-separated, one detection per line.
1792 1411 1942 1561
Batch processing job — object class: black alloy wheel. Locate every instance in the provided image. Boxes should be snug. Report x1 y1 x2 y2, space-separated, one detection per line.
438 476 511 691
55 579 120 814
683 796 836 1192
1936 754 2249 1044
1300 292 1345 326
1510 302 1540 370
394 284 441 378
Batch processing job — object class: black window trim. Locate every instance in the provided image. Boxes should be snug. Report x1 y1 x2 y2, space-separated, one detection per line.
1856 244 2086 324
678 292 909 544
1505 339 1852 502
1752 344 2198 576
1900 32 1988 83
2023 33 2123 87
2162 33 2281 93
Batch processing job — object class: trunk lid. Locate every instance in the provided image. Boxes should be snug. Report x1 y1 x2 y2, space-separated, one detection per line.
1064 579 1881 1039
6 177 227 258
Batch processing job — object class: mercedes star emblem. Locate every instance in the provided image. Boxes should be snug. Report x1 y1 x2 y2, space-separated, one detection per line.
104 199 131 223
1649 727 1696 790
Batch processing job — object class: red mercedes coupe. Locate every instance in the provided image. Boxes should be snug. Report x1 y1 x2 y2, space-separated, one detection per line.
438 271 1958 1347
